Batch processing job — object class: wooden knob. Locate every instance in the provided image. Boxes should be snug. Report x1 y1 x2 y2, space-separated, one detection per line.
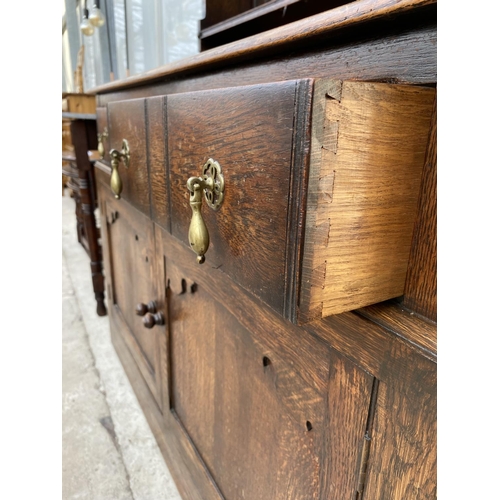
135 301 157 316
143 312 164 329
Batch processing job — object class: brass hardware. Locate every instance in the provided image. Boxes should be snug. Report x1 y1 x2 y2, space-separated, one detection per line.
109 139 130 199
97 127 108 158
187 159 224 264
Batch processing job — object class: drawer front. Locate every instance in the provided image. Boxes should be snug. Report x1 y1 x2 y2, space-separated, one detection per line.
167 80 312 315
108 98 150 215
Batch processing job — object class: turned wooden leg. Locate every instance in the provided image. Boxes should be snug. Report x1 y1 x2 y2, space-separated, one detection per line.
71 119 108 317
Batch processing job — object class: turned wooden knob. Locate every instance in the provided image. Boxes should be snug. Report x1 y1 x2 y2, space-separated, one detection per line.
135 301 157 316
143 312 165 329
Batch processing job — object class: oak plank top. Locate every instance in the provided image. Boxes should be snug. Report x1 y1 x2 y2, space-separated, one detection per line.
89 0 435 95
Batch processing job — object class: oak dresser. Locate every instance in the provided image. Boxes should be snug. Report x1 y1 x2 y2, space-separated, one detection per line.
90 1 437 498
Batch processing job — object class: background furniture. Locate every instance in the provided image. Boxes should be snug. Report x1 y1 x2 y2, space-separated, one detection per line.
91 0 437 498
62 94 107 317
201 0 355 50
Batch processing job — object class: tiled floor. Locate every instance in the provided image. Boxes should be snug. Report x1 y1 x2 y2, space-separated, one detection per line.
62 193 182 500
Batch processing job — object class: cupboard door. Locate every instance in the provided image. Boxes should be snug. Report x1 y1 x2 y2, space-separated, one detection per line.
98 186 165 408
157 228 375 499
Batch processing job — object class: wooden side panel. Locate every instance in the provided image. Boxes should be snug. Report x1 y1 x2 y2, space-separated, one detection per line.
403 97 437 321
108 98 151 216
167 80 309 315
363 363 437 499
299 80 435 322
147 96 171 232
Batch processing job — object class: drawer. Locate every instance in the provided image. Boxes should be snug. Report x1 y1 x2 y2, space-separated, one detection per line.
107 98 151 216
168 80 310 315
167 79 435 323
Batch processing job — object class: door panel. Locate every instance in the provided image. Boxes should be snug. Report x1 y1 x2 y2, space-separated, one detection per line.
159 232 375 499
98 184 164 407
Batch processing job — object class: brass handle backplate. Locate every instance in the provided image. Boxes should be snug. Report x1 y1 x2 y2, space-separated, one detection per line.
187 158 224 264
97 127 108 158
109 139 130 199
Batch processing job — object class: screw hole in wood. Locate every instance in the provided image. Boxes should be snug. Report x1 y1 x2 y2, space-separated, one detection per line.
306 421 313 432
135 234 139 241
262 356 272 367
145 256 149 263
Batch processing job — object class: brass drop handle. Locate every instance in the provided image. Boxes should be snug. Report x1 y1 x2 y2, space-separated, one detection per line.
109 139 130 200
187 159 224 264
135 301 157 316
97 127 108 158
143 312 165 329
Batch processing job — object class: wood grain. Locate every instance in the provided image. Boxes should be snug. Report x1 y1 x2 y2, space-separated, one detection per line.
63 93 96 113
356 301 436 360
299 80 435 322
363 372 436 499
98 186 164 407
109 314 225 500
284 79 313 323
97 21 436 108
92 2 438 495
108 98 151 216
403 96 437 321
146 96 170 231
157 223 331 401
160 228 374 499
320 354 374 499
90 0 435 94
306 311 436 392
167 80 309 315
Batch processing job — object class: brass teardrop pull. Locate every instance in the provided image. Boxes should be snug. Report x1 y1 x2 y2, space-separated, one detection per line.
109 139 130 199
186 159 224 264
97 127 108 158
